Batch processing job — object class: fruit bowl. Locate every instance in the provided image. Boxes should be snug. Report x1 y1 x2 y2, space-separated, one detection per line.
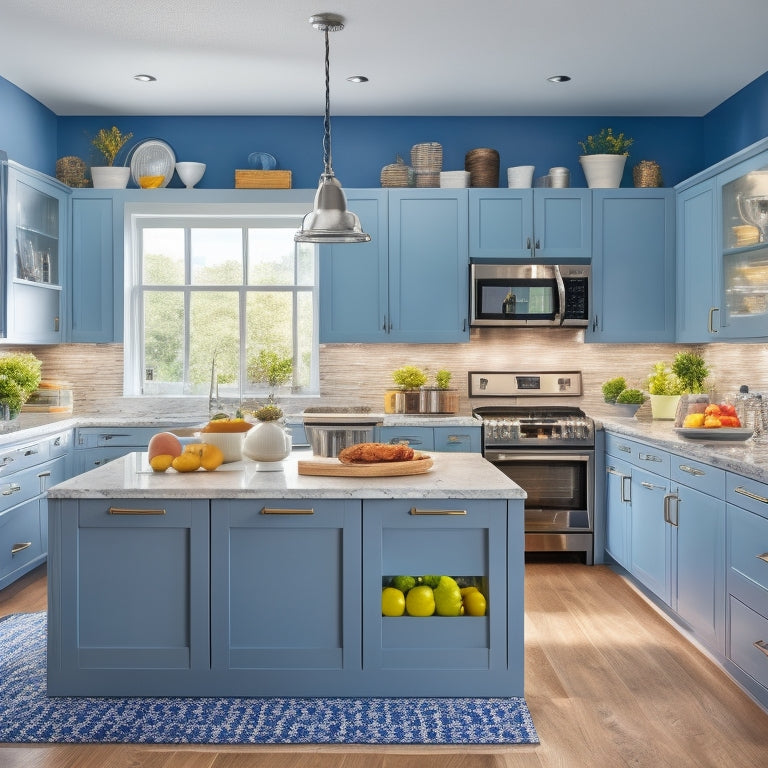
175 161 206 189
200 430 249 462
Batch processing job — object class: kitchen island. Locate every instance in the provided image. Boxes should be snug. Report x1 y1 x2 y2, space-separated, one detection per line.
46 450 526 698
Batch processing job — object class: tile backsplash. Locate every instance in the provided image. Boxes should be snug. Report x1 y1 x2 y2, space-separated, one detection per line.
13 332 768 420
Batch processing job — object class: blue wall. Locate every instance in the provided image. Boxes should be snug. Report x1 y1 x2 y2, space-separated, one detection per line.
0 77 57 171
57 114 703 189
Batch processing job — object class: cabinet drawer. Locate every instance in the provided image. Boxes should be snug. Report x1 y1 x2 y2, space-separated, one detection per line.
605 433 670 474
729 596 768 692
728 503 768 593
0 440 50 478
727 474 768 520
48 430 72 459
377 427 435 450
671 455 725 498
0 458 63 513
433 426 481 453
0 498 42 581
605 433 636 459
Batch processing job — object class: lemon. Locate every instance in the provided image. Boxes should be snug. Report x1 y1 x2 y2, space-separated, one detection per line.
460 586 479 597
463 590 487 617
433 575 462 616
405 585 435 617
381 587 406 617
171 452 201 473
149 454 174 472
183 443 224 471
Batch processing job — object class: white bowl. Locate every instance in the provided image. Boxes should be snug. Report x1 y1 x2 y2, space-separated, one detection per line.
175 162 206 189
200 430 247 462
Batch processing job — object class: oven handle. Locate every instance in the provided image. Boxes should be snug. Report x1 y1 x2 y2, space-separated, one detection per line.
486 452 592 462
554 264 566 326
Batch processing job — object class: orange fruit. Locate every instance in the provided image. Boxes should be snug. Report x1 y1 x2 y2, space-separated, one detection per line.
149 454 174 472
171 452 201 472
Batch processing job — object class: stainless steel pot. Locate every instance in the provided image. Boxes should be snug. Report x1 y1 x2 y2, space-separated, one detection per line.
304 424 375 457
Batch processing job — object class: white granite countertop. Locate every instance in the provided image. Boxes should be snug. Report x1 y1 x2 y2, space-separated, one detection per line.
596 412 768 484
47 448 527 501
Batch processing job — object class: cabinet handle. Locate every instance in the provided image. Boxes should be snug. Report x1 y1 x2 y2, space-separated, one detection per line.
639 452 662 463
2 483 21 496
54 316 60 332
0 456 14 468
592 314 599 332
11 542 32 555
621 475 631 503
616 444 631 454
382 316 387 331
462 318 467 332
754 640 768 658
678 464 704 476
734 486 768 504
708 306 719 334
261 507 314 515
102 434 131 441
108 507 166 515
756 553 768 564
526 236 532 255
410 507 467 516
24 447 40 457
640 481 665 491
663 492 679 526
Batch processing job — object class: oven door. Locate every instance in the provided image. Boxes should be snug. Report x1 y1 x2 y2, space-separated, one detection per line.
485 450 594 532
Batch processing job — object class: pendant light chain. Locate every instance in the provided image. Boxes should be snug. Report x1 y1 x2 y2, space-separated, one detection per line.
323 27 333 175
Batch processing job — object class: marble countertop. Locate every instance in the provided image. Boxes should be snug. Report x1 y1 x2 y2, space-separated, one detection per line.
595 411 768 484
47 448 527 501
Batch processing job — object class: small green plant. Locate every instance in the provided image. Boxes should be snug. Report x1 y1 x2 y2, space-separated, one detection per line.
0 352 42 416
647 361 685 396
254 404 283 422
578 127 634 156
391 365 428 390
616 388 646 405
435 369 452 390
247 349 293 390
91 126 133 166
601 376 628 404
671 351 709 394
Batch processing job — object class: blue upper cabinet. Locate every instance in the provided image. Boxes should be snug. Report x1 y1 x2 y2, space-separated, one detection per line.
5 162 69 344
320 189 469 343
469 188 591 261
676 179 719 342
588 189 675 343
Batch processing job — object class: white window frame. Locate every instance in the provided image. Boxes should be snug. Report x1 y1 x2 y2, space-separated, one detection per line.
123 202 319 399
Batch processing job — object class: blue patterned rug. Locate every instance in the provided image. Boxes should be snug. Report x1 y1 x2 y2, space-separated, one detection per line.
0 612 538 744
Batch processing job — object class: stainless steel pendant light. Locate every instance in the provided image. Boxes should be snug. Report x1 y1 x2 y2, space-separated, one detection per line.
295 13 371 244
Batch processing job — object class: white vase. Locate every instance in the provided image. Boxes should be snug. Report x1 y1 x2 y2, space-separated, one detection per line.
242 421 291 466
650 394 681 420
579 154 627 188
91 166 131 189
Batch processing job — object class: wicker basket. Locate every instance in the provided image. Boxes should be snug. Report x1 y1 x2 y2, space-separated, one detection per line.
465 148 500 187
380 155 415 187
414 170 440 188
55 156 89 188
633 160 663 188
410 142 443 171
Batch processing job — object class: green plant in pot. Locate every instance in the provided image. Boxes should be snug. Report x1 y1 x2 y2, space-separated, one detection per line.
420 369 459 414
90 126 133 189
389 365 427 414
578 127 634 188
247 349 293 404
647 361 685 419
671 351 709 394
0 352 42 419
601 376 646 417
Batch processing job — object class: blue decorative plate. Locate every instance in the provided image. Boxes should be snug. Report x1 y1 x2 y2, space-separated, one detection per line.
248 152 277 170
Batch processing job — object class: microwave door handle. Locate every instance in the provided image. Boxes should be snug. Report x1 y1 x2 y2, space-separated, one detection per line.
554 264 566 325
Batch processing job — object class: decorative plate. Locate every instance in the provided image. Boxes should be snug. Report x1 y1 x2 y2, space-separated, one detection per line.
675 427 753 441
129 139 176 188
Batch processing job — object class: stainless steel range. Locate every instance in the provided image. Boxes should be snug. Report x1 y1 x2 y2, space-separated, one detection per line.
470 371 595 564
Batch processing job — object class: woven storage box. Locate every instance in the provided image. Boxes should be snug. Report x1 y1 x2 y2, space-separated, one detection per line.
633 160 663 188
55 156 89 188
414 170 440 188
235 170 292 189
380 157 415 187
410 142 443 171
465 148 500 187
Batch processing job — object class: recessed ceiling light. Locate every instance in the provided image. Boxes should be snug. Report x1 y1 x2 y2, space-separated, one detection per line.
547 75 571 83
134 74 157 82
347 75 368 83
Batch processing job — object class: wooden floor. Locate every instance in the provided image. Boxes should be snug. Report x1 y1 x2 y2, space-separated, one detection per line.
2 561 768 768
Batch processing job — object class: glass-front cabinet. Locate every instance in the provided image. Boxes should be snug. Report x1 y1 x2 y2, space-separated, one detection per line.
718 154 768 339
6 162 68 343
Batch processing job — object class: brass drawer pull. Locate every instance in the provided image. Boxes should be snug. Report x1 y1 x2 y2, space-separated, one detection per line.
734 486 768 505
757 553 768 564
754 640 768 658
108 507 166 515
679 464 705 476
410 507 467 516
261 507 314 515
11 542 32 555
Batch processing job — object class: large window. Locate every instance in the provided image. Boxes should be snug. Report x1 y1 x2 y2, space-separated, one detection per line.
124 206 318 401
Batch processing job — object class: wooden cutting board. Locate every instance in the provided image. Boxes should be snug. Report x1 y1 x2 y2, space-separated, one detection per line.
297 456 433 477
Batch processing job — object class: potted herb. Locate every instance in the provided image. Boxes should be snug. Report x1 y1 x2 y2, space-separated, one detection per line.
578 127 634 188
601 376 646 417
242 403 290 465
390 365 428 414
420 369 459 414
671 351 709 394
647 361 685 419
601 376 628 404
0 352 42 419
90 126 133 188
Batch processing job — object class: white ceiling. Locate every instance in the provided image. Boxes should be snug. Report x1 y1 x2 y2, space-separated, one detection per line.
2 0 768 118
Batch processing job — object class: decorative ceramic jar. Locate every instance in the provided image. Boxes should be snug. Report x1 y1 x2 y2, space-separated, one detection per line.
242 420 291 468
90 166 131 189
579 154 627 188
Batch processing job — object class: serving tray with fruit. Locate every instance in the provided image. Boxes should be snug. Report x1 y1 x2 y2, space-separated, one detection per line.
676 402 752 440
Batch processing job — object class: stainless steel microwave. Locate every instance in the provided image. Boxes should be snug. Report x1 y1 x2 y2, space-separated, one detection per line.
470 263 590 327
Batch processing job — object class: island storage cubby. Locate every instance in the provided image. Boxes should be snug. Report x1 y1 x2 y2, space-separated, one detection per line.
361 498 523 696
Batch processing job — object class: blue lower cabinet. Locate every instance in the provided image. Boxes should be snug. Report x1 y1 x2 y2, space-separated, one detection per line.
361 498 524 697
377 426 435 450
210 499 362 695
433 426 481 452
47 498 211 696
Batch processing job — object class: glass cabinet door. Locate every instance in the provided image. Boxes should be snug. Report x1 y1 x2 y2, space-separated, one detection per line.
14 178 59 286
720 159 768 338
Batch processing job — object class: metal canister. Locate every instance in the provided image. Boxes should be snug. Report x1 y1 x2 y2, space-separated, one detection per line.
549 167 570 188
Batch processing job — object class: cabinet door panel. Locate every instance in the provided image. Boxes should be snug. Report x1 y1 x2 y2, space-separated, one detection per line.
534 189 591 260
469 189 532 259
605 456 632 568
